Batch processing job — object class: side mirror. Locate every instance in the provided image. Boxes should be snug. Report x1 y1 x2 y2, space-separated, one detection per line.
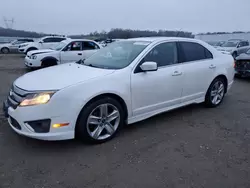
140 61 158 72
39 41 43 44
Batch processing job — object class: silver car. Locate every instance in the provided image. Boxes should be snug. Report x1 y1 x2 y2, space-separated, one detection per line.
0 38 34 54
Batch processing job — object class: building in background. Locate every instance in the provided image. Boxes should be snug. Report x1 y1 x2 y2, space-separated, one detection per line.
195 33 250 42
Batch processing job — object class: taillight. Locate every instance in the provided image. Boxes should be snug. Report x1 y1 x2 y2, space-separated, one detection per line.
234 60 236 68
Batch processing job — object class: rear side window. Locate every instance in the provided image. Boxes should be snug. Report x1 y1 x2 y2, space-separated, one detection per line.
179 42 213 63
82 41 100 50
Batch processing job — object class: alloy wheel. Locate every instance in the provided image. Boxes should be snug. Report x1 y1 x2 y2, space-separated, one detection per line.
1 48 9 54
210 80 225 105
86 103 120 140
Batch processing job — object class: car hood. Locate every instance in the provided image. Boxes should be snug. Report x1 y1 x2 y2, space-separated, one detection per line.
27 49 55 56
0 43 11 47
19 42 33 48
236 53 250 60
14 63 115 91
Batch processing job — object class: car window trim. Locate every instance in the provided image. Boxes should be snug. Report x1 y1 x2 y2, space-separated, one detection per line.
133 41 180 74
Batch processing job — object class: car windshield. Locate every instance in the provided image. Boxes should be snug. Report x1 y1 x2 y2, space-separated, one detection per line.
53 41 67 51
82 40 150 69
221 41 238 47
10 40 17 44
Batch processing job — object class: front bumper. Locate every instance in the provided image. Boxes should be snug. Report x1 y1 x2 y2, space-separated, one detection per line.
24 56 42 68
2 100 75 141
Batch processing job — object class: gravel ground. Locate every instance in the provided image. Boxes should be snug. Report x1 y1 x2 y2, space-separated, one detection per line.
0 55 249 188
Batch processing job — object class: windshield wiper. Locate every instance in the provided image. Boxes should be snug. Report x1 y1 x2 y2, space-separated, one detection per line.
85 63 100 68
75 59 85 64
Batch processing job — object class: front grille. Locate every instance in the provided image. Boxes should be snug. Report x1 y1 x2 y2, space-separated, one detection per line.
235 60 250 70
7 84 31 109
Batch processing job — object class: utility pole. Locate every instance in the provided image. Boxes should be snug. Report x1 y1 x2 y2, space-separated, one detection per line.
3 17 15 29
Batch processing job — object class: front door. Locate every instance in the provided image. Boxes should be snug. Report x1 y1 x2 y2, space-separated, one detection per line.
131 42 183 116
60 41 83 64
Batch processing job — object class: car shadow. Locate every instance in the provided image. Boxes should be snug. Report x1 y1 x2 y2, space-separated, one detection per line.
14 103 206 152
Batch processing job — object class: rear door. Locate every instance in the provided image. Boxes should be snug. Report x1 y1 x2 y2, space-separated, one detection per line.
178 41 215 103
59 41 83 64
82 41 100 59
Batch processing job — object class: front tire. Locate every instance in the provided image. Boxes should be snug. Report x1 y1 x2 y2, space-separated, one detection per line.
41 59 57 68
205 77 226 108
76 97 125 144
1 47 10 54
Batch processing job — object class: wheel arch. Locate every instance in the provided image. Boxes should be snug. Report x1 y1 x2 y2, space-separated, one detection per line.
25 47 38 53
41 56 59 62
41 56 58 66
75 93 129 128
211 74 228 93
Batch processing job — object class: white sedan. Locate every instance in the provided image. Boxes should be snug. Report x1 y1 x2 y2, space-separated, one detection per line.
3 37 234 144
24 39 101 68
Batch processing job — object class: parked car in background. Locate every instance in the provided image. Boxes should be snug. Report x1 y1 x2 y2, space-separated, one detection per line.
18 36 68 54
24 39 101 68
207 41 225 48
3 37 234 143
0 38 34 54
234 45 250 58
216 39 249 58
235 48 250 77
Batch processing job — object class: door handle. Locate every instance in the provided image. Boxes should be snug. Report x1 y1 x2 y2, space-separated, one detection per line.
172 71 182 76
209 64 216 69
78 53 82 55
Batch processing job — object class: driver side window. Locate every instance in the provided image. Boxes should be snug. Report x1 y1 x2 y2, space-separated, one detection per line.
143 42 178 67
64 41 82 51
43 38 54 43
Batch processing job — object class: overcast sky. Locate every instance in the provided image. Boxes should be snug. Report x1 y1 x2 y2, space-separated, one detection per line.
0 0 250 35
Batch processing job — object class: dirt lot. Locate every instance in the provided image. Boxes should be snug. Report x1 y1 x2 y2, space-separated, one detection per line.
0 55 249 188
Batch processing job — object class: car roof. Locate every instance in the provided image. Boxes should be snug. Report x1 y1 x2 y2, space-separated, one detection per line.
127 37 203 43
67 38 96 42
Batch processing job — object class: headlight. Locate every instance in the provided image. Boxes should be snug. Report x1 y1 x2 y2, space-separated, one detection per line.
20 92 56 107
19 44 28 48
30 55 37 59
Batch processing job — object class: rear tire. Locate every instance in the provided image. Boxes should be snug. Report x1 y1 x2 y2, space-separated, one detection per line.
76 97 125 144
1 47 9 54
205 77 226 108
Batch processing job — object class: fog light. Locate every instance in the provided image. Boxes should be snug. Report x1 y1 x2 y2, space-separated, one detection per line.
26 119 51 133
52 123 69 128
